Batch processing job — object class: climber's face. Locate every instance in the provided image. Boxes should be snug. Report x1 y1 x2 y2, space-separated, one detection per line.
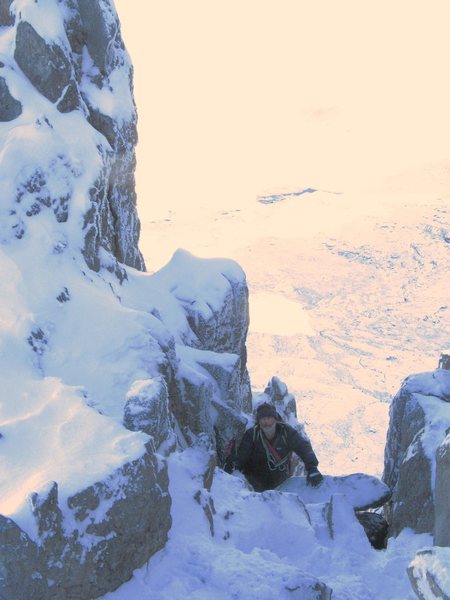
259 416 276 428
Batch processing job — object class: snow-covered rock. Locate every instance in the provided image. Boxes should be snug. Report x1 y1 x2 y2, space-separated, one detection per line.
278 473 391 511
0 1 254 598
123 377 175 453
2 0 143 272
407 547 450 600
383 369 450 537
0 442 170 600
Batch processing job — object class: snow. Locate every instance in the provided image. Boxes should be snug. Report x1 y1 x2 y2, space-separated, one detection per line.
101 451 432 600
0 1 449 597
278 474 390 511
0 376 148 540
11 0 67 42
250 293 314 336
80 46 135 122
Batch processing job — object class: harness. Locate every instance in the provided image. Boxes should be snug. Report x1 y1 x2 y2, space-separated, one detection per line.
254 424 292 473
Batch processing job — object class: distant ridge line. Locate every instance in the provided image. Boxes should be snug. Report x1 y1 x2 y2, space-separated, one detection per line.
257 187 341 205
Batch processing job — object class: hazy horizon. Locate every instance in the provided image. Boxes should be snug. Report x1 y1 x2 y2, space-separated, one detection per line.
114 0 450 220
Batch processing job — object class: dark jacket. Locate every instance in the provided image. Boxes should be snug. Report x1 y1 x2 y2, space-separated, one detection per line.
235 423 319 492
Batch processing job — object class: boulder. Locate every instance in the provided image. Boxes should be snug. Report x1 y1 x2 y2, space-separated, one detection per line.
171 251 250 358
435 431 450 546
14 21 79 111
408 547 450 600
172 346 251 457
383 369 450 537
0 77 22 121
0 442 171 600
355 511 388 549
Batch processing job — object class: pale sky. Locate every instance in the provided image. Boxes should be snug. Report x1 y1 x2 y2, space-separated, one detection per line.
114 1 450 220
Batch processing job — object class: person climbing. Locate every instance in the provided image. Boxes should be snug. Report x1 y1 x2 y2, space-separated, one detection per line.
226 402 323 492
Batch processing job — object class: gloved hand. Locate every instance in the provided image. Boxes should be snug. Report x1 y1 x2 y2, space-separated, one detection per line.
223 460 237 474
306 467 324 487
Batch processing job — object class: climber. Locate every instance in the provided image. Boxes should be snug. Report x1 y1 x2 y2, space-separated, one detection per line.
225 402 323 492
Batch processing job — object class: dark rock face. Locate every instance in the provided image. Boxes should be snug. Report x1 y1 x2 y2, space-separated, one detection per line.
173 346 251 455
0 0 14 26
0 516 47 600
383 370 450 538
0 77 22 121
435 432 450 546
355 511 388 549
77 0 125 73
14 21 78 108
383 388 434 535
383 392 434 535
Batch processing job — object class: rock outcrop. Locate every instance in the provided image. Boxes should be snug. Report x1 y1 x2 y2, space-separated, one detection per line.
1 0 143 272
383 368 450 538
0 2 254 599
0 444 171 600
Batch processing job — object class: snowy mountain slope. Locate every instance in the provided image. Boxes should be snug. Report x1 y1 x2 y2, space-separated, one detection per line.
140 186 450 477
1 0 449 598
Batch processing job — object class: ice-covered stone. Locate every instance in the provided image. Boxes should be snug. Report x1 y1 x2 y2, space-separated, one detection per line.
162 250 250 358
